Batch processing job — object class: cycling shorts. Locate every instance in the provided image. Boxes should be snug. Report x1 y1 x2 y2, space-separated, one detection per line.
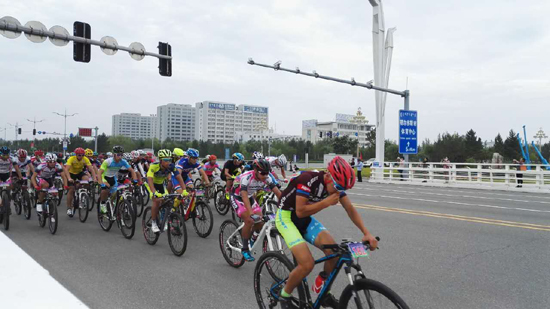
69 172 86 183
230 195 262 218
171 173 193 190
37 177 55 188
276 209 326 249
0 173 10 182
102 176 118 194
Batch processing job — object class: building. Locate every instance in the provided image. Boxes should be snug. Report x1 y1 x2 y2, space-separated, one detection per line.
234 129 301 143
156 103 196 142
195 101 269 143
302 110 374 147
112 113 157 140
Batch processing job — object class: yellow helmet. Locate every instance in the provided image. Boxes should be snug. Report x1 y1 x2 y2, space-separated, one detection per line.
85 148 94 157
173 148 185 157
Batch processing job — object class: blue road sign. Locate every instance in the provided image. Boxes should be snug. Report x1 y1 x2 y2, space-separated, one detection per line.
70 133 74 138
225 148 230 160
38 131 42 134
399 110 418 154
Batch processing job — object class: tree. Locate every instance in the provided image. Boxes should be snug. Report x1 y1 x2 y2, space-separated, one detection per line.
503 130 521 161
332 135 357 155
108 135 135 152
542 142 550 162
493 133 504 155
464 129 483 160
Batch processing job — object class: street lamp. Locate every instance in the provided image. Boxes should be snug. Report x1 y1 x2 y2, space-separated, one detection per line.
350 108 368 159
53 109 78 156
534 127 548 151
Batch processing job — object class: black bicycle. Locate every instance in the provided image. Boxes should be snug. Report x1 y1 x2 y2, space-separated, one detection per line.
0 180 11 230
13 178 32 220
253 237 410 309
37 187 59 234
142 194 188 256
97 183 137 239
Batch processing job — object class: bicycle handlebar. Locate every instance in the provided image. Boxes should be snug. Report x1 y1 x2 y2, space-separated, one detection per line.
321 237 381 252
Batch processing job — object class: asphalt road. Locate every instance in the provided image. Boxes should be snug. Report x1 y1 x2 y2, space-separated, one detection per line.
3 182 550 309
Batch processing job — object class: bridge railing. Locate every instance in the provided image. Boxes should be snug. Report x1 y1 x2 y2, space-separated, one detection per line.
370 162 550 191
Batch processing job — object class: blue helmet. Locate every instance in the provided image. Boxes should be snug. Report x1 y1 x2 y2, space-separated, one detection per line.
186 148 199 158
232 152 244 161
0 146 10 155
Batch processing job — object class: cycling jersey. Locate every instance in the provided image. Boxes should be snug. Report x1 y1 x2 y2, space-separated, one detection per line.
100 158 131 178
266 156 283 169
35 162 63 179
176 158 202 175
90 159 101 168
279 171 346 211
31 156 43 168
203 162 220 176
66 156 92 174
12 156 31 175
0 157 14 174
233 170 276 198
147 162 179 185
223 160 243 176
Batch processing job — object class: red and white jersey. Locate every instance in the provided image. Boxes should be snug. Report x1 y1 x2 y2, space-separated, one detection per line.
35 162 63 179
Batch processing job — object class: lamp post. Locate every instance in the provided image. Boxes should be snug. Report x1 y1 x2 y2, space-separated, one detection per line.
53 109 78 157
350 108 368 159
534 128 548 151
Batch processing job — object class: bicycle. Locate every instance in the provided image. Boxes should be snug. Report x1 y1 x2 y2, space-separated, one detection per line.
178 186 214 238
97 183 137 239
13 178 32 220
219 209 291 268
0 180 12 230
53 176 64 206
253 237 410 309
214 187 231 216
37 187 59 234
72 180 91 223
132 179 149 217
142 194 188 256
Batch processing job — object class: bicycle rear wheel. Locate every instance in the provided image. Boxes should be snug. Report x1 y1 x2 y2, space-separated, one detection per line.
14 192 22 215
89 186 95 211
192 201 213 238
262 228 293 278
23 190 31 220
2 191 10 231
167 212 187 256
141 185 150 207
218 219 245 268
97 200 113 231
142 206 159 245
118 199 136 239
214 189 230 215
135 190 145 217
254 251 306 309
339 278 410 309
78 192 89 223
48 202 58 235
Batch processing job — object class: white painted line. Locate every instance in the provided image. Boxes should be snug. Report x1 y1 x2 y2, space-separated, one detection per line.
347 192 550 214
0 232 88 309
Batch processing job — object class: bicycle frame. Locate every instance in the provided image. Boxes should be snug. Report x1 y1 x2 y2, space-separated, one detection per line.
224 213 284 254
155 194 181 233
270 243 368 309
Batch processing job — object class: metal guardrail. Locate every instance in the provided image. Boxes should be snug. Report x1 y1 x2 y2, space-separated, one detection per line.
371 162 550 190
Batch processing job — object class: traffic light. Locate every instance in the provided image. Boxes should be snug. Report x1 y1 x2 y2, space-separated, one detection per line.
18 128 22 134
319 132 323 138
158 42 172 76
328 131 332 138
73 21 91 63
33 129 36 135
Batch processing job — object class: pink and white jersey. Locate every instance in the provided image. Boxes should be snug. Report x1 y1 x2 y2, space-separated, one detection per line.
35 162 63 179
31 156 44 168
0 157 14 174
12 156 32 174
203 162 220 176
266 156 283 169
233 170 276 198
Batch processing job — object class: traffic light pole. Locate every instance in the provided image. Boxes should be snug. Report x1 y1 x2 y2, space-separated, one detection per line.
8 122 22 148
53 109 77 157
94 127 99 152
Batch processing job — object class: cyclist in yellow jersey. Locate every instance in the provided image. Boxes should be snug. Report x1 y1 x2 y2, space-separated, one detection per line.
64 147 97 217
146 149 187 233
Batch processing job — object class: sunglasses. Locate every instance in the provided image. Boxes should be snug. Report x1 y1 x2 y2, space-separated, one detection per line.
161 158 172 162
115 153 123 157
329 174 346 192
76 154 84 157
257 171 269 176
189 157 198 159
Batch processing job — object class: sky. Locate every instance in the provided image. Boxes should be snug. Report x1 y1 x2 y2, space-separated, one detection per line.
1 0 549 144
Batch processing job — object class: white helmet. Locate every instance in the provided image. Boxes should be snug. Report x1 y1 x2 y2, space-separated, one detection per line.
45 153 57 162
252 151 264 160
106 152 113 158
277 154 287 166
131 150 140 159
138 150 146 156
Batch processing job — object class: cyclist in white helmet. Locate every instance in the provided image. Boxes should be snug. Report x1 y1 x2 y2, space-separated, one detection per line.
266 154 287 180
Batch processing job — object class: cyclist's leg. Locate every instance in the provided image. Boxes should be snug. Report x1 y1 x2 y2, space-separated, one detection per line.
66 172 81 210
150 183 165 221
276 209 315 295
36 178 50 212
311 224 338 277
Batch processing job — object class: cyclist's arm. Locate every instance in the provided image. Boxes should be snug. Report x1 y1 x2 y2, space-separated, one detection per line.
31 170 39 188
240 189 254 214
339 195 370 236
86 162 97 181
60 171 68 187
147 176 156 196
63 163 72 182
27 163 35 176
272 186 282 200
128 167 138 182
14 164 22 179
199 168 210 185
295 194 337 218
224 168 231 179
280 168 286 179
176 174 186 192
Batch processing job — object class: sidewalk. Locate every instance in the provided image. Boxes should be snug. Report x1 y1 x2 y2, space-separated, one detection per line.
0 231 88 309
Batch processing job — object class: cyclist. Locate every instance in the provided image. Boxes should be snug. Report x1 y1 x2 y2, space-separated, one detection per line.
146 149 186 233
130 150 147 179
11 149 33 199
31 153 68 214
243 151 264 172
203 155 221 182
267 154 288 180
173 148 211 192
222 153 245 198
276 156 378 309
115 153 134 185
31 149 45 169
84 148 100 182
97 146 139 214
231 158 282 261
0 146 20 211
56 152 66 165
138 150 150 172
64 147 98 217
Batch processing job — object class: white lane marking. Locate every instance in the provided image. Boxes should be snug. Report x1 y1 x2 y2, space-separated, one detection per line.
354 183 550 200
0 232 89 308
347 192 550 214
352 186 550 205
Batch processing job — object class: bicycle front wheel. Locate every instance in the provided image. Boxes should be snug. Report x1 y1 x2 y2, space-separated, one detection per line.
23 190 31 220
192 201 213 238
118 199 136 239
97 200 113 232
214 189 230 215
218 219 245 268
14 193 22 215
339 278 410 309
78 192 89 223
254 251 306 309
48 202 58 235
142 206 159 245
2 191 10 230
167 212 187 256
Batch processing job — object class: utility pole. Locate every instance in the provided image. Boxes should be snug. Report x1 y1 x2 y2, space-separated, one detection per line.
94 126 99 152
8 122 22 147
533 128 547 151
53 109 78 157
27 117 45 148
